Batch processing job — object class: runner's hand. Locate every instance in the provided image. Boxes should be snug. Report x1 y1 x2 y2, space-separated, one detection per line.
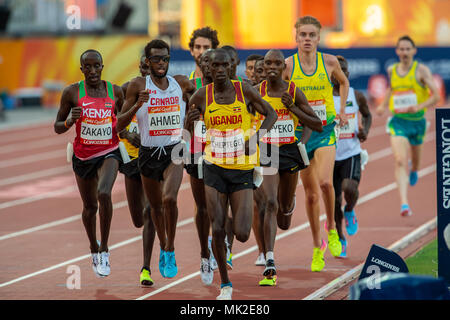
281 93 294 108
186 106 201 123
245 135 258 156
336 113 348 127
70 106 82 124
127 132 140 148
136 90 150 107
357 125 368 142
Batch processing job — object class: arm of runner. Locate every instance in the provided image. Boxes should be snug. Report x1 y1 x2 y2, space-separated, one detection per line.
113 84 124 115
376 67 393 116
116 77 148 132
407 64 440 113
282 56 293 81
54 84 80 134
282 88 323 133
327 55 349 127
355 90 372 143
185 87 206 135
175 74 196 106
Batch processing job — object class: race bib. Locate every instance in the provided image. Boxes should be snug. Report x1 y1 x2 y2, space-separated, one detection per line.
128 115 139 134
339 113 357 139
262 118 295 144
209 128 245 160
80 106 113 145
148 104 181 136
194 120 207 144
309 100 327 125
393 90 417 113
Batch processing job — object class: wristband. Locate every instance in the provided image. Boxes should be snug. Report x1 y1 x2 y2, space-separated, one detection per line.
64 119 72 128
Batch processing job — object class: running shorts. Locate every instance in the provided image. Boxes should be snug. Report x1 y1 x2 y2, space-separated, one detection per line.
333 153 361 196
295 121 337 160
119 157 140 180
184 152 203 180
203 161 254 194
138 143 181 181
72 148 121 180
388 116 426 146
259 142 307 174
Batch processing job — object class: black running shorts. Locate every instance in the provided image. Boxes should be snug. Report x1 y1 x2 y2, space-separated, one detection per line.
203 161 254 194
333 153 361 196
72 148 121 180
138 143 181 182
119 157 141 180
184 152 203 180
259 142 307 174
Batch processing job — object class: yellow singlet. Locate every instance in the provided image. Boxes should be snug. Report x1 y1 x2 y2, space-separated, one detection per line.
389 61 429 120
290 51 335 126
203 80 257 170
258 80 299 145
119 115 139 159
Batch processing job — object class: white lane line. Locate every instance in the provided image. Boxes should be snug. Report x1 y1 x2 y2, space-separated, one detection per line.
0 216 194 288
0 186 77 210
0 149 64 168
0 136 67 155
0 165 72 187
0 163 436 290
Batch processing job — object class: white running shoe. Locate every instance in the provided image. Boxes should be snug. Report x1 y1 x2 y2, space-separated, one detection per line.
208 236 218 271
200 258 214 285
216 286 233 300
91 253 102 277
255 252 266 266
97 251 111 277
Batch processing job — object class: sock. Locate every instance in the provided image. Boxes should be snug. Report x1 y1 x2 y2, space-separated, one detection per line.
221 282 232 288
266 251 274 261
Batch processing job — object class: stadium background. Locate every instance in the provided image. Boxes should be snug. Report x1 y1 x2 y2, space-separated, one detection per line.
0 0 449 111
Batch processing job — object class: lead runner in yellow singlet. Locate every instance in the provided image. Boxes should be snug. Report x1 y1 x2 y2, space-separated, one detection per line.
376 35 439 217
283 15 349 272
187 48 277 300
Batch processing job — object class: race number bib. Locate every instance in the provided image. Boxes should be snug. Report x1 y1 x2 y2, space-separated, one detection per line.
309 100 327 125
148 104 181 136
262 118 295 144
194 120 207 144
128 115 139 134
209 128 245 160
80 108 113 145
339 113 357 139
393 90 417 113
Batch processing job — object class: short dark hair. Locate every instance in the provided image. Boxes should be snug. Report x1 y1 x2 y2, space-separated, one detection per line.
188 26 219 49
246 54 264 66
144 39 170 58
336 55 347 64
80 49 102 65
397 35 416 48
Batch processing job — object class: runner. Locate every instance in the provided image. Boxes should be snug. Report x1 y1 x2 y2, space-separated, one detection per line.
376 35 439 216
119 54 156 286
253 57 266 85
117 39 195 279
332 55 372 258
256 49 322 285
187 48 277 299
245 54 264 85
188 26 220 80
54 49 123 277
185 48 216 285
283 15 349 272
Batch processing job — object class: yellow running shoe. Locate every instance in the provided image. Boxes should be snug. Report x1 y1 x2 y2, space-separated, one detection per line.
259 276 277 286
311 240 327 272
328 229 342 257
140 267 154 286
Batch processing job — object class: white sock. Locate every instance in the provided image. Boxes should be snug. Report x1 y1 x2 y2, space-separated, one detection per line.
266 251 274 261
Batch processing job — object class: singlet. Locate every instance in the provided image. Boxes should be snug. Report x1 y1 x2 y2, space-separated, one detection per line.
73 80 119 160
136 75 186 147
389 61 429 120
290 51 335 128
203 80 257 170
333 87 361 161
258 80 299 145
119 115 139 159
191 78 207 154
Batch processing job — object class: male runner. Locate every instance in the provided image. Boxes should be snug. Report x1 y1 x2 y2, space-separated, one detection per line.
119 54 156 285
376 35 439 216
54 49 123 277
332 55 372 258
253 57 266 85
256 49 322 285
245 54 264 85
117 39 195 279
185 48 216 285
188 26 220 79
187 48 277 300
283 15 349 272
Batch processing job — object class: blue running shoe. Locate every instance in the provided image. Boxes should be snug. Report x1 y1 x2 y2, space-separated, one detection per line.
409 171 418 186
164 251 178 278
344 210 358 236
159 249 166 277
338 239 347 259
401 204 412 217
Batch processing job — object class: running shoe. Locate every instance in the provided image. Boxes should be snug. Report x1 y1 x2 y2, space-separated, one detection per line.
401 204 412 217
328 229 343 257
337 239 347 259
96 251 110 277
208 236 218 271
159 248 166 277
262 259 276 278
255 252 266 266
216 284 233 300
344 210 358 236
311 240 327 272
140 267 154 286
164 251 178 278
91 253 102 278
409 171 418 186
226 251 233 270
259 276 277 286
200 258 213 285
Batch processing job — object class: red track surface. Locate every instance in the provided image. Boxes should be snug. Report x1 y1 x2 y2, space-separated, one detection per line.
0 109 439 300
